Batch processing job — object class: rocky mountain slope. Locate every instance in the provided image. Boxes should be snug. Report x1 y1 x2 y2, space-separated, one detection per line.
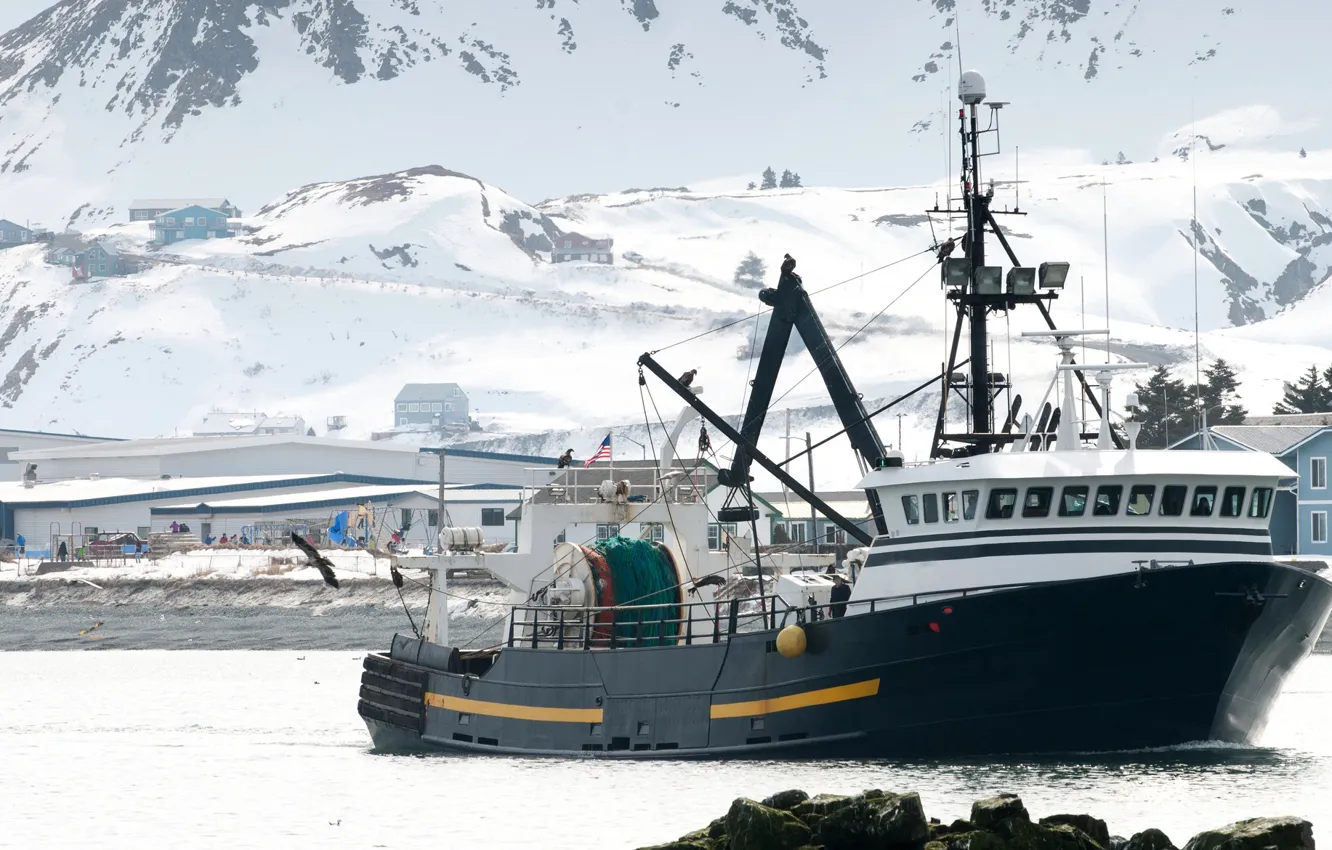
0 0 1327 224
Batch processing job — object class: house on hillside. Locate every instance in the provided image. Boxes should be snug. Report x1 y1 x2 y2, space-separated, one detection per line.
130 198 240 222
394 384 469 429
0 219 33 249
151 205 237 246
75 242 135 278
551 232 614 264
193 412 307 437
1171 421 1332 557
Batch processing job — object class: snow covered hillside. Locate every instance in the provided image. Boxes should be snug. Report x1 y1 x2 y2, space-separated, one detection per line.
0 0 1329 223
2 111 1332 490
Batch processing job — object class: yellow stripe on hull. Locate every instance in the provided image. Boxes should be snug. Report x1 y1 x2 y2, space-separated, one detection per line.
709 678 881 720
424 692 604 723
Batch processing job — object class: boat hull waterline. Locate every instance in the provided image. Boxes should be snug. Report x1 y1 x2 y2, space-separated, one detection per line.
358 560 1332 758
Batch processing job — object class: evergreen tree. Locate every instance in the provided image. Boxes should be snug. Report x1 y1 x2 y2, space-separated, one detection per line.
1273 364 1330 414
1115 151 1130 165
733 252 768 289
1300 147 1308 159
1195 358 1247 425
746 181 757 190
1128 366 1192 448
789 171 803 187
760 166 777 190
779 169 795 188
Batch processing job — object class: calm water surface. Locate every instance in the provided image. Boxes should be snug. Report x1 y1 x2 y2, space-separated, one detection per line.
1 652 1329 849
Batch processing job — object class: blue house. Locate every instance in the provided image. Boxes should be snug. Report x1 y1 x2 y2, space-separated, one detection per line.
0 218 33 249
152 204 236 246
1171 422 1332 556
77 242 134 278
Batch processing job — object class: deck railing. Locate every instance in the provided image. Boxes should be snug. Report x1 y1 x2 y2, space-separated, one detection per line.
504 579 1042 650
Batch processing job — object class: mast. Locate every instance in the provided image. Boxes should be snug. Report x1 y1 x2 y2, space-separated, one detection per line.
963 81 990 435
931 71 1109 457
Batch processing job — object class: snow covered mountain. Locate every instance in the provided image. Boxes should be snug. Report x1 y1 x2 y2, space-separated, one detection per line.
0 0 1329 224
2 0 1332 490
2 115 1331 490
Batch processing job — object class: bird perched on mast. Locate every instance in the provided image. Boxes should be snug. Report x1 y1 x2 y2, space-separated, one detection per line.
291 532 340 589
937 237 956 263
781 253 797 275
678 369 698 388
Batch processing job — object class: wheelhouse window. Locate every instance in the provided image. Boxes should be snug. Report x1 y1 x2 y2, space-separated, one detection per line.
1220 486 1246 518
962 490 979 521
1022 487 1053 518
1312 457 1327 490
1093 485 1123 516
1159 485 1188 517
943 492 960 523
922 493 940 524
1191 486 1217 517
1249 487 1274 519
1058 486 1088 517
986 489 1018 520
596 523 620 541
902 495 920 525
1126 485 1156 516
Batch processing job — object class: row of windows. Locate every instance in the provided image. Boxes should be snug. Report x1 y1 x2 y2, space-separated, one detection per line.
158 216 228 228
902 484 1275 525
397 402 454 413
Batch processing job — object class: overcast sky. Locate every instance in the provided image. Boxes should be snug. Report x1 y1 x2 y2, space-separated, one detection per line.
0 1 55 34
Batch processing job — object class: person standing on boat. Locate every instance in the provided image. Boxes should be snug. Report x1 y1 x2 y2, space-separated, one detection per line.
829 574 851 618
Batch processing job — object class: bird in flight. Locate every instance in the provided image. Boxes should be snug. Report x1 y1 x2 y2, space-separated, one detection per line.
291 532 340 589
678 369 698 388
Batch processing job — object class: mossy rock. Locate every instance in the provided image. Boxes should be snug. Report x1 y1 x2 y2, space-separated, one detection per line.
790 794 855 827
1126 828 1176 850
945 831 1010 850
1041 816 1109 849
972 795 1031 829
637 841 711 850
763 790 813 811
1182 818 1313 850
708 817 728 840
812 790 929 850
725 798 813 850
991 819 1102 850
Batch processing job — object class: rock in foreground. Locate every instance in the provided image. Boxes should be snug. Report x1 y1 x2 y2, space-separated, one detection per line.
637 792 1314 850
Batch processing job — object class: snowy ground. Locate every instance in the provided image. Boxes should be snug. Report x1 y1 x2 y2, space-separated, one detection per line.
1 108 1331 490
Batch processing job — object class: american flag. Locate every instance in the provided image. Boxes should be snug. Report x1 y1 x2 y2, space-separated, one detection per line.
585 433 611 468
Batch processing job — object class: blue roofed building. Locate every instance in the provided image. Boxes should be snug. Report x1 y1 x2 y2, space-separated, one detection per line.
151 204 237 246
76 241 136 278
1171 416 1332 557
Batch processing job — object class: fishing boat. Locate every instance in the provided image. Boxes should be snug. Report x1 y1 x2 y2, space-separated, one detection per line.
356 71 1332 758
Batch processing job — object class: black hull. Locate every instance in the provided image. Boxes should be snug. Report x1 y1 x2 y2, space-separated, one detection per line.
358 560 1332 759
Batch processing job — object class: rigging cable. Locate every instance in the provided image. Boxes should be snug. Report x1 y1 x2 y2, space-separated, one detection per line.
648 248 934 356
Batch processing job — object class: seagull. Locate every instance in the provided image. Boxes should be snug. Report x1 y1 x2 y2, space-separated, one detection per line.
781 253 796 274
678 369 698 388
291 532 340 589
937 237 956 262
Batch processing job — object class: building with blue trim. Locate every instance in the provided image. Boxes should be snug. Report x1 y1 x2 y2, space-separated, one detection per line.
1170 421 1332 556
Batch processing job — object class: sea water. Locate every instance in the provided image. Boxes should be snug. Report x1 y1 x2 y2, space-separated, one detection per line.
0 651 1329 849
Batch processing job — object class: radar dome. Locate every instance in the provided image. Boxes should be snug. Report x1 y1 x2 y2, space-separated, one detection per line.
958 70 986 105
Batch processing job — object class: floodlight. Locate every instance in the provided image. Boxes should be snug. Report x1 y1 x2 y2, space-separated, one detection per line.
1007 267 1036 295
975 266 1002 295
1039 261 1070 289
943 257 969 288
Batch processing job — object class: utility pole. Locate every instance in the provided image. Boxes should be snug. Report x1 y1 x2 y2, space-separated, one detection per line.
437 447 446 543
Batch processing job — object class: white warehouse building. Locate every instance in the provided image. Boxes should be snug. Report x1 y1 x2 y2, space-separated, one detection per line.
9 435 556 486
